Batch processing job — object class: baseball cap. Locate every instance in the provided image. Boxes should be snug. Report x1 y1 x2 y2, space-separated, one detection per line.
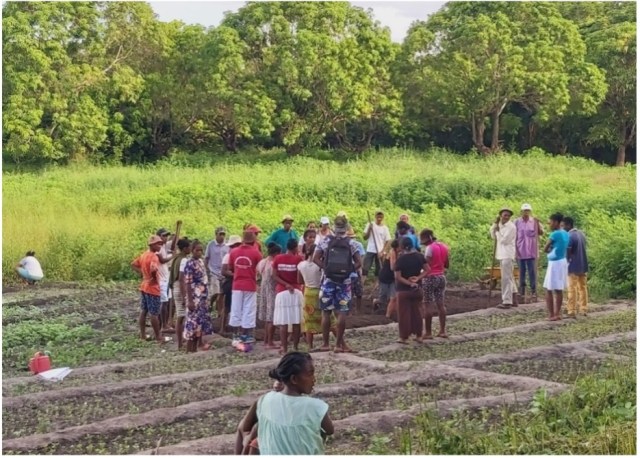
281 215 294 223
214 226 226 235
521 203 533 211
148 235 164 246
334 216 348 233
246 224 262 233
156 228 170 236
226 235 242 246
320 216 330 225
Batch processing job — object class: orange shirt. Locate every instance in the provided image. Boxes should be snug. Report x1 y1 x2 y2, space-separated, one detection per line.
133 250 161 296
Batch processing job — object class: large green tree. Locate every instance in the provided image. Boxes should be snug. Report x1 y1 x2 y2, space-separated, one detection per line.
222 1 400 154
399 1 606 153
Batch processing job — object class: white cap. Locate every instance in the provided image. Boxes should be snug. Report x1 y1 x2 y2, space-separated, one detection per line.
521 203 532 211
320 216 330 225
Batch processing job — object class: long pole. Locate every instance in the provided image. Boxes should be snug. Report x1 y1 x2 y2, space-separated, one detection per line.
366 211 380 255
488 217 499 301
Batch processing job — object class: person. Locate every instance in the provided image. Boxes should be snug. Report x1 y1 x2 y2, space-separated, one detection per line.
220 235 243 334
183 240 214 352
245 224 264 252
514 203 544 302
490 208 519 309
16 251 44 285
273 239 305 354
257 243 281 349
228 231 264 346
205 227 229 314
236 380 285 455
396 221 420 250
543 213 570 321
394 214 416 239
562 216 589 318
316 216 334 246
298 243 337 350
347 226 366 313
238 352 334 455
374 240 399 317
313 216 362 353
394 237 427 344
298 222 318 251
156 227 177 333
415 229 450 339
169 238 191 350
299 229 318 259
131 235 165 343
362 211 391 281
265 215 299 253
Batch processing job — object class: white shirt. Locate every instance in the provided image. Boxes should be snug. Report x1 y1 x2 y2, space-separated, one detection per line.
157 243 172 282
363 223 391 254
490 221 516 260
315 229 334 247
19 256 43 278
297 260 322 288
222 253 230 265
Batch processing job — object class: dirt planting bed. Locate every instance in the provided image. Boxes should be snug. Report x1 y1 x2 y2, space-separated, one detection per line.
591 338 636 358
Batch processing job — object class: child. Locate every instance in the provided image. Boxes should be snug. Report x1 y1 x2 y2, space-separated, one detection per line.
257 243 281 350
273 239 304 354
238 352 334 455
236 380 285 455
131 235 165 343
183 240 214 352
543 213 570 321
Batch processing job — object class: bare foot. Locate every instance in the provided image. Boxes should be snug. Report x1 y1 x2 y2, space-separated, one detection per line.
424 335 434 340
436 333 449 339
549 316 561 322
414 337 424 343
396 339 409 345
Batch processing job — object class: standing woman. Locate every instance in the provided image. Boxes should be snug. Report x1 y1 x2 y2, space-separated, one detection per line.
375 240 399 317
394 237 427 344
183 240 214 352
16 251 44 285
257 242 281 350
272 239 304 354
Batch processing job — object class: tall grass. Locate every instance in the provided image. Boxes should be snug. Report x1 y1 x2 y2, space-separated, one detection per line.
3 147 636 297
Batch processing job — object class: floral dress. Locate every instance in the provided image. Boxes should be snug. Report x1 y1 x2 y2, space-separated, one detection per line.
257 257 277 322
183 258 213 340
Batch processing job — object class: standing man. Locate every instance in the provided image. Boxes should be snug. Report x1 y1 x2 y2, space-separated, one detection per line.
562 216 589 318
265 215 299 253
490 208 518 309
156 227 177 333
205 227 229 314
514 203 544 303
313 216 362 353
394 214 416 239
228 230 264 346
362 211 391 281
131 235 165 343
543 213 570 321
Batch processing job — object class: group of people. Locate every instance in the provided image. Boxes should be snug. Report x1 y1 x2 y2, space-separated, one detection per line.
130 211 451 351
490 203 589 320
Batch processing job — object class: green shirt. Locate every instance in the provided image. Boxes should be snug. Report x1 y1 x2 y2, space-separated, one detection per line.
257 391 328 455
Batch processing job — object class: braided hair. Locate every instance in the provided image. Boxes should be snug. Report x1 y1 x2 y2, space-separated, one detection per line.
268 352 312 384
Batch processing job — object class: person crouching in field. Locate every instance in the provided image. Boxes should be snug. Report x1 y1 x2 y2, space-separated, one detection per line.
183 240 214 352
273 239 305 354
543 213 570 321
394 237 427 344
170 238 191 350
131 235 165 343
16 251 44 285
237 352 334 455
257 242 281 350
415 229 450 339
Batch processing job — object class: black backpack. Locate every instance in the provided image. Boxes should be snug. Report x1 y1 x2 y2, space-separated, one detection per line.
323 236 355 282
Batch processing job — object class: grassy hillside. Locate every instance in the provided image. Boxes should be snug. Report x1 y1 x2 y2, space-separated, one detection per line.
3 148 636 298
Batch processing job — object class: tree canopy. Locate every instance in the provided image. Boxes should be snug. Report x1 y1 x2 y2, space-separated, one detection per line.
2 1 636 165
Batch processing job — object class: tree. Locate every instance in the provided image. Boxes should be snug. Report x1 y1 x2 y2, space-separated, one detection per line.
399 2 606 153
223 1 400 154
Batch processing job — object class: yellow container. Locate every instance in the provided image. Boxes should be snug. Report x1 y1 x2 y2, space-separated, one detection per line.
485 266 520 279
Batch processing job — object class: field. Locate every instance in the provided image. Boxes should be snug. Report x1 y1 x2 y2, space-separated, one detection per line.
2 283 635 455
3 149 636 298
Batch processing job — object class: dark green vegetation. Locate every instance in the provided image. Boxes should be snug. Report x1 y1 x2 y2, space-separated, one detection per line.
2 2 635 166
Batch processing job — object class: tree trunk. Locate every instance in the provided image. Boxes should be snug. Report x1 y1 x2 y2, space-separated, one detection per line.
221 129 238 153
490 110 500 151
471 115 489 154
616 143 626 167
285 142 302 156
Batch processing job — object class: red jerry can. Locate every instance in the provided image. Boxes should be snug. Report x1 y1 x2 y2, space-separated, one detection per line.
28 352 52 374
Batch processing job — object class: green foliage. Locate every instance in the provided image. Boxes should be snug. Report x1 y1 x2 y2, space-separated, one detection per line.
398 362 636 455
2 149 635 298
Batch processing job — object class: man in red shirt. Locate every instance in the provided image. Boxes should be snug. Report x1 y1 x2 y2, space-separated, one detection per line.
272 238 305 354
131 235 165 343
228 230 263 346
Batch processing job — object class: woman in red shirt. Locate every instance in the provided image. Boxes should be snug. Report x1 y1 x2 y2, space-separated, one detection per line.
272 239 304 354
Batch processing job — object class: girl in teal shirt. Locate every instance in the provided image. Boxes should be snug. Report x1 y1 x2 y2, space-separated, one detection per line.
238 352 334 455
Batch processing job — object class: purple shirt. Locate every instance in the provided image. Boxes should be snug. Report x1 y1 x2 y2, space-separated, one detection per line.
515 217 540 259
